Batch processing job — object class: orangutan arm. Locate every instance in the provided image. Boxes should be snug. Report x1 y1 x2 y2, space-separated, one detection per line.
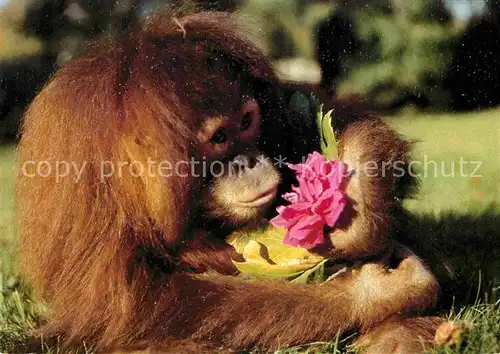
156 248 438 351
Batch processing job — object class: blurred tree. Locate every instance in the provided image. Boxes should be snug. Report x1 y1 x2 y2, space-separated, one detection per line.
487 0 499 17
0 0 145 141
391 0 451 23
444 0 500 111
419 0 452 23
315 3 357 94
22 0 144 66
0 0 243 141
239 0 333 59
328 0 456 110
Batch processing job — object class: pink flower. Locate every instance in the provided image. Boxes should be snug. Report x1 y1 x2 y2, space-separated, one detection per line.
270 152 347 249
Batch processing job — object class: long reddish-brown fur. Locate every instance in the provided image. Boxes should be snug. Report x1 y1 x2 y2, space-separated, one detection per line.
16 9 443 353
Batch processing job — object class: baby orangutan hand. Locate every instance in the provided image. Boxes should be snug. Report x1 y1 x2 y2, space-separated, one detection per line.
325 243 440 330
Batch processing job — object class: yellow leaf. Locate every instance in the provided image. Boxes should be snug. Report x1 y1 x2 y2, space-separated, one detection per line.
227 221 325 278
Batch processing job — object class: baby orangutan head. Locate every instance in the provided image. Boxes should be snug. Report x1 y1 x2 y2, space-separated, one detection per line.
192 96 281 227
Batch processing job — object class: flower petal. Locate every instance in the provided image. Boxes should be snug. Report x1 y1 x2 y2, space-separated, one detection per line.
310 178 324 198
282 192 298 203
277 152 349 248
290 214 323 239
287 162 308 179
324 191 347 226
306 151 326 174
291 185 307 203
299 227 325 249
282 232 301 247
311 188 335 215
327 161 347 190
287 214 325 248
296 174 314 202
270 203 312 228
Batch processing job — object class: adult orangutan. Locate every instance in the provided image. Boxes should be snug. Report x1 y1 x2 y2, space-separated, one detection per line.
16 8 443 353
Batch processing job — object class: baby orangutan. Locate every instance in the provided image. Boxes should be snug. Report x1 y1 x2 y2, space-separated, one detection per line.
179 93 442 353
16 8 443 353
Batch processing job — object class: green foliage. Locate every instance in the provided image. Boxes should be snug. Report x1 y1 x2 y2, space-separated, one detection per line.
316 104 339 160
338 3 457 108
241 0 459 109
240 0 332 58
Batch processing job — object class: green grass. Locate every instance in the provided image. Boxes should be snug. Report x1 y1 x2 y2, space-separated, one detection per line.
0 109 499 353
0 144 37 351
0 144 15 242
386 109 500 214
0 143 16 285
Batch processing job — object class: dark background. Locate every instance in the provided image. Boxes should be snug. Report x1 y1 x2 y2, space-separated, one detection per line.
0 0 499 141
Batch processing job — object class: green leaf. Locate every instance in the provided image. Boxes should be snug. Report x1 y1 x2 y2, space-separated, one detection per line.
316 105 339 160
290 259 328 284
232 260 309 279
227 221 325 278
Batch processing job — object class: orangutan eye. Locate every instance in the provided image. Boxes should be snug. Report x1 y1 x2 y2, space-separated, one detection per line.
211 130 228 144
240 113 252 131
